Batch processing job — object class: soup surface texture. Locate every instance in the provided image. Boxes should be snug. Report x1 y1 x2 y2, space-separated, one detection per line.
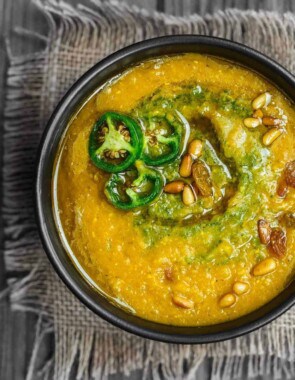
54 54 295 326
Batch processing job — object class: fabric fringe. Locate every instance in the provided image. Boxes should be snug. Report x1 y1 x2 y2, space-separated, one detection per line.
3 1 295 379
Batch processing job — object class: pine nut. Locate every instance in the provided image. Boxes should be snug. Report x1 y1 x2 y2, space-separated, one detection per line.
164 181 185 194
243 117 261 129
252 92 272 110
262 128 283 146
182 185 195 206
253 109 263 118
252 258 277 276
233 281 250 295
188 139 203 158
172 294 194 309
179 154 193 177
219 293 237 308
262 116 281 126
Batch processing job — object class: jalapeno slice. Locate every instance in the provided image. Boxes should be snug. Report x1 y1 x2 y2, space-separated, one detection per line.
104 160 164 210
89 112 143 173
141 114 183 166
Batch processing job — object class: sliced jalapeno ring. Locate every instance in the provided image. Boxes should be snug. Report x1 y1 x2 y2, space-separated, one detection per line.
104 160 164 210
89 112 143 173
141 114 183 166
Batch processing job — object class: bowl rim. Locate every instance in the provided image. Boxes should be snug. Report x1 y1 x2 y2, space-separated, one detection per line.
35 35 295 344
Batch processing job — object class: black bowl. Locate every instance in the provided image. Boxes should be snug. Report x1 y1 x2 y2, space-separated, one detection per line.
36 35 295 344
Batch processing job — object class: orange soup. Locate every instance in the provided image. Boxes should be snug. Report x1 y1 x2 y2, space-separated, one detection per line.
53 54 295 326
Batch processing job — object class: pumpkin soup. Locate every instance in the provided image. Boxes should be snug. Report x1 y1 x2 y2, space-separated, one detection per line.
53 54 295 326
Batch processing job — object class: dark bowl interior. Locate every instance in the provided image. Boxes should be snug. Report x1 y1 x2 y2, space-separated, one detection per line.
36 35 295 344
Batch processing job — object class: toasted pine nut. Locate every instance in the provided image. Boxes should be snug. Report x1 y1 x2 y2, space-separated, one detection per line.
262 116 281 126
253 109 263 118
164 181 185 194
188 139 203 158
172 294 194 309
262 128 283 146
252 92 272 110
182 185 195 206
252 258 277 276
243 117 261 129
219 293 237 308
179 154 193 177
233 281 250 295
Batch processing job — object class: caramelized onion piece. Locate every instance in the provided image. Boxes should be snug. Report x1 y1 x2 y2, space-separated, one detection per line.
258 219 271 245
285 160 295 188
277 178 288 198
191 160 212 197
280 213 295 228
164 267 173 281
269 228 287 258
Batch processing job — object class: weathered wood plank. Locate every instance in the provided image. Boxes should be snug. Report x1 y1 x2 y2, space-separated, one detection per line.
0 0 47 379
163 0 295 15
124 0 157 11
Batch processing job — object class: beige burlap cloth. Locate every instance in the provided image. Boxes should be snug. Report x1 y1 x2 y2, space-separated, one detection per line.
4 1 295 379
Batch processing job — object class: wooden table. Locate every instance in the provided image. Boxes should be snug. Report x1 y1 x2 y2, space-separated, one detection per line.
0 1 294 379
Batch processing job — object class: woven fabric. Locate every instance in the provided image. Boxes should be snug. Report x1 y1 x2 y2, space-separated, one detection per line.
4 1 295 379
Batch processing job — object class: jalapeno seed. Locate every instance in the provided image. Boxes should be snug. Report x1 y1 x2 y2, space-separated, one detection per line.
89 112 144 173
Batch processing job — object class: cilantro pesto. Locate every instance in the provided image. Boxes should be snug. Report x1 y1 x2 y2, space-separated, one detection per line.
54 53 295 326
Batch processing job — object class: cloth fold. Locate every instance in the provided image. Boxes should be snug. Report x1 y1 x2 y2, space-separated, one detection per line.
3 1 295 379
